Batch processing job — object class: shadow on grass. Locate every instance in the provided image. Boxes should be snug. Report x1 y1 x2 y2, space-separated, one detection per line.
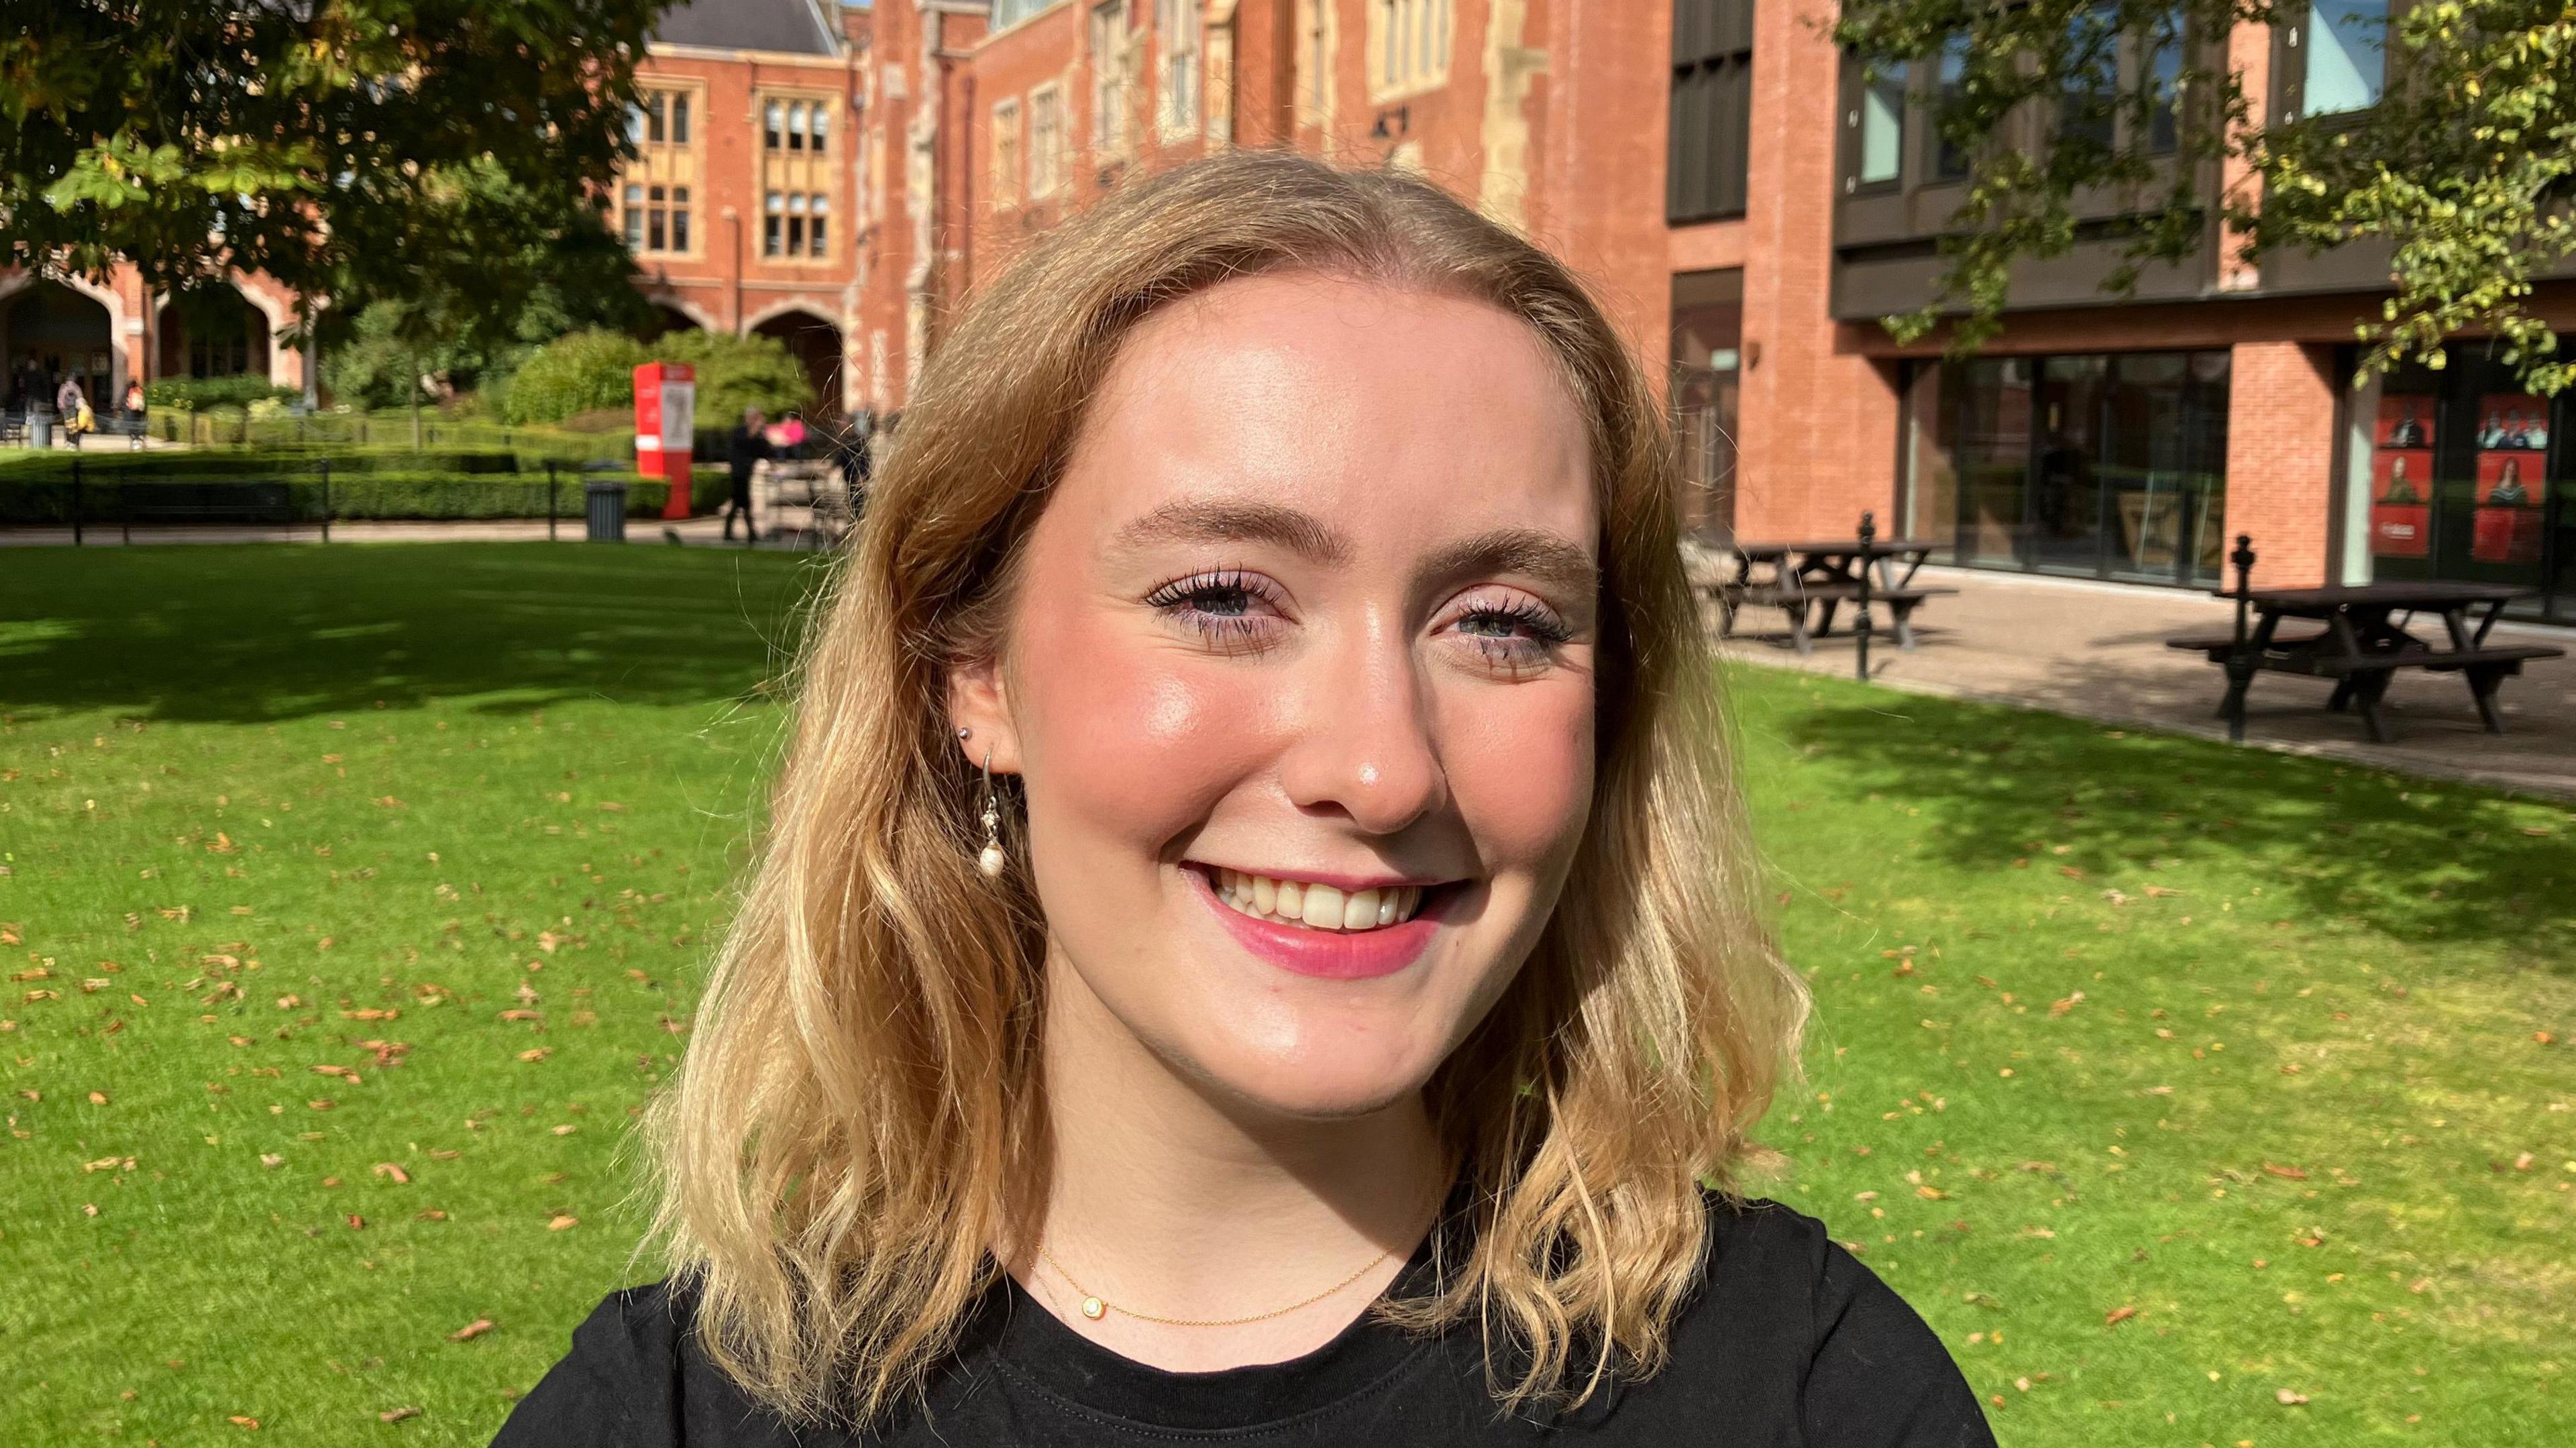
1761 681 2576 970
0 543 826 722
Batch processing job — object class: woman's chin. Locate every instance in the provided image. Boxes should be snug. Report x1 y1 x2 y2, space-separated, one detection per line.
1176 1036 1444 1122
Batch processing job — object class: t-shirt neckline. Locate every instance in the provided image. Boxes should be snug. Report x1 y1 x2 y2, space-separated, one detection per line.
979 1228 1449 1433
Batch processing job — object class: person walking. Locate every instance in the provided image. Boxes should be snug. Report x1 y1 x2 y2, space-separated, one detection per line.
724 407 769 543
56 376 89 445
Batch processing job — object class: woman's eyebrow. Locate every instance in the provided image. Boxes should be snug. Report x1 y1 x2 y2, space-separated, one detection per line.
1419 528 1598 598
1112 500 1352 563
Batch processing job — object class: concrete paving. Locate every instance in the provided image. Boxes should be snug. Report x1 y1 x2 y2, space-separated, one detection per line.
1715 565 2576 801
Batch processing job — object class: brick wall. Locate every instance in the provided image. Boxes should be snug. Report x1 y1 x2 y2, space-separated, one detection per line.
1732 0 1900 541
2221 341 2339 588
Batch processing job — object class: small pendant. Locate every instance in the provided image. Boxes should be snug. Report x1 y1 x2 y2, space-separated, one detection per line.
978 844 1007 878
1079 1296 1106 1320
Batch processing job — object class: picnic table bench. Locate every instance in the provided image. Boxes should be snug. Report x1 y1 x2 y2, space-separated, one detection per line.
2165 559 2563 742
1716 537 1957 655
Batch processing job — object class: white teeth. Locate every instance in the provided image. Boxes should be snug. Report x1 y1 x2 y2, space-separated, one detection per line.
1206 870 1430 932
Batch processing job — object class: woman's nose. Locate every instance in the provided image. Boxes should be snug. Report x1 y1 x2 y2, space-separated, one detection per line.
1275 616 1448 836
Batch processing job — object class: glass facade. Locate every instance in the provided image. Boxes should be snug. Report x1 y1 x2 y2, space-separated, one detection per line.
1898 349 2231 586
2302 0 2385 116
1670 269 1744 543
2342 349 2573 619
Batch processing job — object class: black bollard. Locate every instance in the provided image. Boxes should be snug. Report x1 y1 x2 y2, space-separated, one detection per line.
1855 510 1877 683
2224 534 2257 743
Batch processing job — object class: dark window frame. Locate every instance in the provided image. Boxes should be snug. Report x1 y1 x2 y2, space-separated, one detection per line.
1667 0 1754 224
1839 50 1911 194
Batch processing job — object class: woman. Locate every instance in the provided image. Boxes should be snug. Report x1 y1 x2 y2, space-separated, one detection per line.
497 153 1991 1446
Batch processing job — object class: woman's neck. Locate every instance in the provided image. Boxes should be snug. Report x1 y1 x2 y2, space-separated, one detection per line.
1019 954 1448 1371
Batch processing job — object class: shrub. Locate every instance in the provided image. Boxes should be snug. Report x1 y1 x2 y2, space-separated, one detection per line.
500 330 647 425
646 330 813 426
144 377 297 410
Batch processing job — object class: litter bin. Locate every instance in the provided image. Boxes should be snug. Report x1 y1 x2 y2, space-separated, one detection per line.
27 406 53 450
584 478 629 542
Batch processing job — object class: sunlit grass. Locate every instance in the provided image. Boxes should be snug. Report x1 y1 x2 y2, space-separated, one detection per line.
1 545 2567 1444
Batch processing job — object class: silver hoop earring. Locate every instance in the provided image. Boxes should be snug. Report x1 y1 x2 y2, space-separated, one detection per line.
976 750 1008 879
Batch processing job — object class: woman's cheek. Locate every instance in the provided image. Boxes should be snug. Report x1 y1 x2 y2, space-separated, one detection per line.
1016 619 1273 850
1441 679 1595 869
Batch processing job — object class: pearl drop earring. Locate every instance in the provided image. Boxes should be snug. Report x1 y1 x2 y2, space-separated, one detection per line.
976 749 1008 879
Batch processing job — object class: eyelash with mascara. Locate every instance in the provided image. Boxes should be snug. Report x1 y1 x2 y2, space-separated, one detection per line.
1144 571 1572 661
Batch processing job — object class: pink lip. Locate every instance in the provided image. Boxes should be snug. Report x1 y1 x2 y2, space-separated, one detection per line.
1186 868 1442 981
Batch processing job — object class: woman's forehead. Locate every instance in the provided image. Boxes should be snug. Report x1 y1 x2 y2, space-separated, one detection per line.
1059 274 1596 545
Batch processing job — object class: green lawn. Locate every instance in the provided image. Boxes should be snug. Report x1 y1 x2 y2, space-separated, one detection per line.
1 545 2567 1445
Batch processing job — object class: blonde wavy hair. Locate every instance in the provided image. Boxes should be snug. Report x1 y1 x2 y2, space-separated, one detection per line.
646 150 1806 1427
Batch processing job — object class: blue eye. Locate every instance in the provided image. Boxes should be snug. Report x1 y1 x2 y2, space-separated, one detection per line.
1456 601 1572 646
1144 571 1281 649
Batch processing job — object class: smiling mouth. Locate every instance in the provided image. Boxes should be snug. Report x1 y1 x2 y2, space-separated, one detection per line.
1201 867 1430 933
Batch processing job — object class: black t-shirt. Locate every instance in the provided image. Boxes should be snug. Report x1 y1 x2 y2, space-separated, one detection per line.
492 1197 1994 1447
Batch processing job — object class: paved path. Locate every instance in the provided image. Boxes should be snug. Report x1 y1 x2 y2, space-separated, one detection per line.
1715 566 2576 801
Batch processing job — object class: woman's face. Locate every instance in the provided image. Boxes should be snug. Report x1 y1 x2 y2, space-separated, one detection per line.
955 273 1599 1119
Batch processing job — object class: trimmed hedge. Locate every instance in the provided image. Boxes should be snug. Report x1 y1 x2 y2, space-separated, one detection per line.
0 467 727 526
143 377 297 410
0 449 527 482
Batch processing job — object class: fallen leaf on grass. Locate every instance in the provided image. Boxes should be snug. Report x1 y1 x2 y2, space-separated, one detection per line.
2104 1305 2139 1327
519 1047 551 1063
374 1162 410 1184
550 1123 577 1136
2263 1162 2308 1180
548 1215 579 1231
2276 1389 2311 1406
449 1317 494 1342
259 1154 283 1169
342 1007 399 1021
380 1406 423 1423
229 1415 260 1429
346 1214 366 1230
1916 1186 1948 1200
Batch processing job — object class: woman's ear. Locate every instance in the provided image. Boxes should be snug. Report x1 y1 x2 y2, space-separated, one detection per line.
945 657 1022 774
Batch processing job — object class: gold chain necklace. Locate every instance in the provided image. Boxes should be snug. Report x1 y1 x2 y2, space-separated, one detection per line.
1035 1241 1397 1328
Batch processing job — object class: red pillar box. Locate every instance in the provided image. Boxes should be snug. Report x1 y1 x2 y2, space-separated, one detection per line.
633 362 698 520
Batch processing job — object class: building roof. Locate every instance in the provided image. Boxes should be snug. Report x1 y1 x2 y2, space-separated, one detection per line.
653 0 842 56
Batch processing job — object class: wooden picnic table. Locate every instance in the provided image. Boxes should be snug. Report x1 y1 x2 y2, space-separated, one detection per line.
2165 579 2564 742
1717 538 1955 653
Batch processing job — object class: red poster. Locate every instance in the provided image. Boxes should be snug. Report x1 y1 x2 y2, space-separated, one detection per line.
2471 451 2543 564
2369 448 2433 557
2375 393 2436 451
2471 393 2549 455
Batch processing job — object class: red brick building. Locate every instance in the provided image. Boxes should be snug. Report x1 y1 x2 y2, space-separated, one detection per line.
1 267 311 416
656 0 2571 614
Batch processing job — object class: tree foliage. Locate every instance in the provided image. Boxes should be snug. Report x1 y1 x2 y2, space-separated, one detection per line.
0 0 668 352
500 329 814 426
1834 0 2576 392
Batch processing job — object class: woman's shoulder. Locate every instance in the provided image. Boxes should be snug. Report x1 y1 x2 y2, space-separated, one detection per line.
1661 1192 1996 1447
491 1278 815 1448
